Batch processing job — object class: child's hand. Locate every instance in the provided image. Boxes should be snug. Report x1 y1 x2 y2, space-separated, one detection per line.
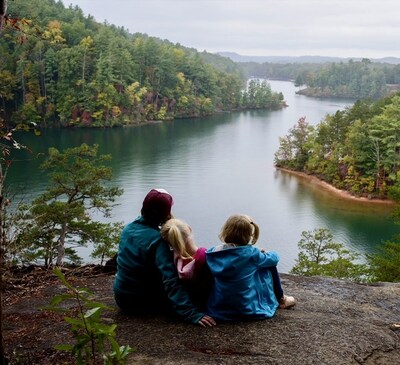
198 315 216 327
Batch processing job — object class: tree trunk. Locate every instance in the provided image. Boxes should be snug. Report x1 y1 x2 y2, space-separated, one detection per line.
0 243 7 365
0 251 6 365
0 0 7 34
56 223 67 266
0 164 8 364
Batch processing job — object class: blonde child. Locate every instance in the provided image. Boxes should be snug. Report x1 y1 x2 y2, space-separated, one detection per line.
206 214 295 321
161 218 213 307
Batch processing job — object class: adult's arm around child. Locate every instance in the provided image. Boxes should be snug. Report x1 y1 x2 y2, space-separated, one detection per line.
154 237 209 324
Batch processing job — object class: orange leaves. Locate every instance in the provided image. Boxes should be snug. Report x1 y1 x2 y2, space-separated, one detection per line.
4 16 31 31
3 16 38 44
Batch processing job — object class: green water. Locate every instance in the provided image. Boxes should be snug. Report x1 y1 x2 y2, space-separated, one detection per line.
9 81 398 271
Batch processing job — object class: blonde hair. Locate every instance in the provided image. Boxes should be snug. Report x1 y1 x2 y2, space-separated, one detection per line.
161 218 193 260
219 214 259 246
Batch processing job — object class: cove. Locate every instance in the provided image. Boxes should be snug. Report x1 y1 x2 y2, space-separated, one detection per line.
9 80 399 271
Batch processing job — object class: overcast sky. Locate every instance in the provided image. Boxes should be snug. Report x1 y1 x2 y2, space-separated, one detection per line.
60 0 400 59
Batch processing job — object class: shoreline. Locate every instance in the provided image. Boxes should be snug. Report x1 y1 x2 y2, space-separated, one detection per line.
276 167 395 205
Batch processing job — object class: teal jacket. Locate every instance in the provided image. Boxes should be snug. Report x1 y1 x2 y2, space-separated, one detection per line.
206 245 279 321
113 216 204 324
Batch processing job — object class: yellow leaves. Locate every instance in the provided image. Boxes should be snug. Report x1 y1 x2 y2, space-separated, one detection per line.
112 106 121 117
176 72 186 84
172 48 185 62
178 95 189 106
137 87 147 99
347 165 356 176
126 81 139 95
201 97 212 107
36 96 46 105
76 79 84 87
79 36 94 49
92 110 103 120
155 106 167 120
175 72 192 95
133 37 144 49
43 20 65 44
126 82 147 103
53 34 65 43
199 97 213 114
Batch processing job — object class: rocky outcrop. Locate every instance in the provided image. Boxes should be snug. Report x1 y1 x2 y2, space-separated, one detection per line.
4 272 400 365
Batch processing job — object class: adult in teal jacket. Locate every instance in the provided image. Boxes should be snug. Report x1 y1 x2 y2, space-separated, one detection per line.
113 188 215 327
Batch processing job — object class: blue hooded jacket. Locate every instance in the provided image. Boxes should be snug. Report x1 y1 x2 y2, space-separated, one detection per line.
206 245 279 321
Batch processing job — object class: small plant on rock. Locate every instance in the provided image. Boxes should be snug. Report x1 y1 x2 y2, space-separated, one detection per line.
46 268 133 364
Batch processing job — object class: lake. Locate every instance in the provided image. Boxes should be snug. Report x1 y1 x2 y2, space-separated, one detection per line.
10 80 398 271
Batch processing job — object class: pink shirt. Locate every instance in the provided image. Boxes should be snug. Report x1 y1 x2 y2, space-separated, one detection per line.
174 247 207 281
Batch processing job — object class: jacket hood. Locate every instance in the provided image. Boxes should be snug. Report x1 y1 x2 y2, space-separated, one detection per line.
206 245 257 279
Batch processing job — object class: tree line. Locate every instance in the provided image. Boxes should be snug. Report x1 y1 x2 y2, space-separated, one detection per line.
240 59 400 100
274 91 400 283
0 0 284 128
274 92 400 200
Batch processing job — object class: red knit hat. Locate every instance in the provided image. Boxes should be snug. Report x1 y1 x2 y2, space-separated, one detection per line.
141 188 174 225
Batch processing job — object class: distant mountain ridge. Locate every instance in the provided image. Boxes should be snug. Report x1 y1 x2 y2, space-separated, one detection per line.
217 52 400 64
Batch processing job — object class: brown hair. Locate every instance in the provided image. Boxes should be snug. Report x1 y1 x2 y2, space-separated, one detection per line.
219 214 259 246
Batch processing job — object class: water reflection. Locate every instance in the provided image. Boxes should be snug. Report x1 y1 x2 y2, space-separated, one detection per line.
274 169 396 257
7 80 399 271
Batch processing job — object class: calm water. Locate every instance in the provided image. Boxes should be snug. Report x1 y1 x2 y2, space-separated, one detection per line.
10 80 398 271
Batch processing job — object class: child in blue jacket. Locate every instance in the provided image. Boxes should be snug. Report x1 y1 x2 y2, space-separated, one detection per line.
206 214 295 321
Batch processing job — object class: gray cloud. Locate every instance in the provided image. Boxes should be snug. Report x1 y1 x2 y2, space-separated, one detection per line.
60 0 400 58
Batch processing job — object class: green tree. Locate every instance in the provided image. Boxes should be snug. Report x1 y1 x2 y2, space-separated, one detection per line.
295 60 388 99
3 0 253 127
369 95 400 180
290 228 367 281
15 144 123 266
90 221 124 265
274 117 314 171
274 91 400 199
367 241 400 282
366 181 400 282
0 70 17 121
0 124 36 365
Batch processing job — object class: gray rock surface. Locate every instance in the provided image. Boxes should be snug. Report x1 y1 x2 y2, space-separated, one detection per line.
5 272 400 364
113 274 400 365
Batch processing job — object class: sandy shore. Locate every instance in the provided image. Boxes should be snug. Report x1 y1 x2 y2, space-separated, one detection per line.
276 167 395 205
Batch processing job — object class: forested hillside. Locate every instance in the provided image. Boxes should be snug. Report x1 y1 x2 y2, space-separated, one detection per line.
241 59 400 100
294 59 399 99
274 92 400 200
0 0 284 128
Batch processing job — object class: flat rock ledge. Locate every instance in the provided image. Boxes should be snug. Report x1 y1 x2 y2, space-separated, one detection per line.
5 273 400 365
